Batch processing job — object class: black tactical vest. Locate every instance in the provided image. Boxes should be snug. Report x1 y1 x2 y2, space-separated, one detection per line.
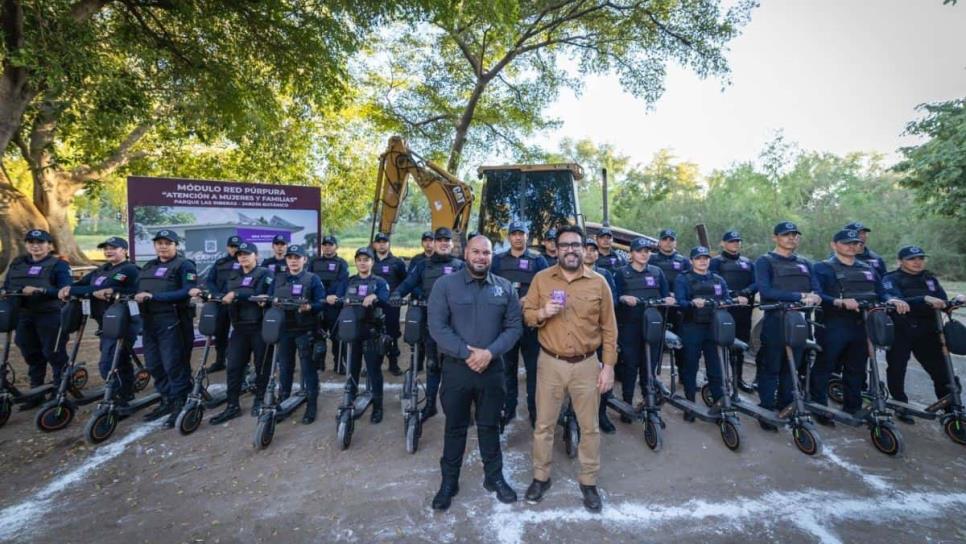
225 266 269 325
420 256 461 300
345 275 385 331
685 272 728 324
88 262 135 319
650 252 688 286
273 271 316 330
714 254 754 293
262 257 288 276
5 255 61 313
309 256 344 288
374 254 406 290
617 264 663 321
826 259 877 301
495 250 540 296
138 256 189 315
214 255 239 290
595 251 624 273
888 270 940 318
761 254 813 304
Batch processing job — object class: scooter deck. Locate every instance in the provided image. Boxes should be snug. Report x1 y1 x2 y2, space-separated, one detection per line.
884 398 943 420
116 392 162 417
65 386 105 406
203 389 229 409
804 401 866 427
7 383 55 401
605 397 643 420
665 394 725 423
352 391 373 419
731 396 787 424
276 391 307 418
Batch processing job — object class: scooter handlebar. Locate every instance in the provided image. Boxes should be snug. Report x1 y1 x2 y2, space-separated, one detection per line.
757 302 818 312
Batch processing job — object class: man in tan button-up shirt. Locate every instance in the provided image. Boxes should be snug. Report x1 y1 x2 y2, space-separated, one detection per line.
521 225 617 513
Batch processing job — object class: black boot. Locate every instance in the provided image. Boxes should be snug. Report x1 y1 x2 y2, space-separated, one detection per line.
301 399 317 424
143 399 171 422
208 358 226 373
370 399 383 424
483 477 517 503
250 398 262 417
388 359 403 377
431 479 460 511
420 404 438 424
163 399 184 429
599 407 616 434
210 404 241 425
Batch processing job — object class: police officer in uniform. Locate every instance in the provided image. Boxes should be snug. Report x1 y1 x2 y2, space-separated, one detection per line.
2 230 71 405
135 230 198 427
492 221 548 429
594 227 627 273
844 222 887 278
309 235 349 372
60 237 139 405
261 234 289 276
391 227 465 423
343 247 391 423
540 228 559 266
754 221 822 431
372 232 407 376
884 246 966 423
709 230 757 390
206 241 273 424
204 235 241 372
649 229 690 376
408 231 436 273
269 244 325 423
675 246 731 421
614 237 673 424
428 234 522 510
813 229 908 420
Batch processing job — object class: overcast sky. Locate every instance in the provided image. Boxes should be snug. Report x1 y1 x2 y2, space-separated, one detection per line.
541 0 966 174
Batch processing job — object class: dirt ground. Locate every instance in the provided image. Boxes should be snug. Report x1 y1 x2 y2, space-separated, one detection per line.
2 333 966 544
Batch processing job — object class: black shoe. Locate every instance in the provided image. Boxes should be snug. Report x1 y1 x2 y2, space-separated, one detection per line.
683 412 695 423
431 480 460 511
163 401 184 428
208 360 226 373
894 410 915 425
758 419 779 432
525 478 551 504
483 478 517 503
580 484 602 513
619 413 632 424
388 363 403 377
209 404 241 425
302 402 317 424
814 414 836 428
499 411 513 433
599 412 616 434
420 405 437 424
143 400 171 422
250 399 262 417
370 401 383 424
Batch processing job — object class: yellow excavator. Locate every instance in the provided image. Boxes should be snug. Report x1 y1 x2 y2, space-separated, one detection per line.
369 136 651 250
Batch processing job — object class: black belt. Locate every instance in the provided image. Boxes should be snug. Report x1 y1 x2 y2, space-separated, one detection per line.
540 345 594 364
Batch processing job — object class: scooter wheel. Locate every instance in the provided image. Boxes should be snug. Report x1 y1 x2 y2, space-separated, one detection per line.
253 416 276 450
565 418 580 459
643 416 663 452
720 419 741 451
827 378 844 405
871 423 903 456
176 405 204 436
943 417 966 446
84 410 117 445
701 383 714 408
0 397 11 428
405 416 420 454
71 367 89 390
134 369 151 393
792 424 822 456
337 412 353 450
35 402 75 432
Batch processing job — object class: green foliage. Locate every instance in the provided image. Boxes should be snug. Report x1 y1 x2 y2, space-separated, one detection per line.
894 98 966 221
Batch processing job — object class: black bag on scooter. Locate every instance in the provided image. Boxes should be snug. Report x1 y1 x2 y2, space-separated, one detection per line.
337 306 362 342
711 309 736 348
642 307 664 345
403 305 424 345
101 302 130 341
783 311 809 349
261 307 285 345
198 300 220 337
944 319 966 356
866 311 894 348
0 298 18 333
60 299 85 334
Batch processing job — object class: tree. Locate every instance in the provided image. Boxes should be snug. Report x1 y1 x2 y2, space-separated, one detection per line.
366 0 756 175
894 98 966 221
0 0 398 269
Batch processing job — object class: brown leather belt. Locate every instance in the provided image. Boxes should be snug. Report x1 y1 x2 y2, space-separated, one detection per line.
540 345 594 364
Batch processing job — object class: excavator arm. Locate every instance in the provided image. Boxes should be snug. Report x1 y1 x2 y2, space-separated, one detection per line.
370 136 474 244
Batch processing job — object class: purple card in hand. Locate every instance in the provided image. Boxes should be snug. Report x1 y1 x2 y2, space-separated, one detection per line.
551 289 566 305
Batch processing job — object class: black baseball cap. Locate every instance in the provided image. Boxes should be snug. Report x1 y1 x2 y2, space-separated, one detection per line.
844 221 871 233
630 237 655 252
272 234 288 244
584 237 598 249
690 246 711 259
226 235 242 247
355 247 375 259
97 236 128 249
235 241 257 254
508 221 528 234
285 244 307 257
322 235 337 245
658 228 676 240
153 229 180 243
434 227 453 240
544 227 558 239
898 245 927 260
597 227 613 237
833 229 862 243
25 229 53 243
373 232 390 242
722 230 741 242
773 221 800 236
421 230 435 241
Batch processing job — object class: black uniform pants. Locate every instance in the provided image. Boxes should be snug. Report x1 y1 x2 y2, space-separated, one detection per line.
15 311 68 387
618 321 662 403
815 315 868 413
348 337 384 402
321 306 342 370
729 306 753 381
213 304 231 366
382 305 401 366
225 323 269 405
503 326 540 420
440 356 505 483
886 316 950 403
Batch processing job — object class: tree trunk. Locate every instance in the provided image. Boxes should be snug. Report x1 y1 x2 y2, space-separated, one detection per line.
447 78 490 173
0 181 49 274
33 171 90 265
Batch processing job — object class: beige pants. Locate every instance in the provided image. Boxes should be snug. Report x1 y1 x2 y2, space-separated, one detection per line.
532 351 601 486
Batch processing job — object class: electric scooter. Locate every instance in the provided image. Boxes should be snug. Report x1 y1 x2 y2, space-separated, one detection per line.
252 296 308 450
334 298 380 450
84 294 162 444
660 301 742 451
35 297 104 432
881 301 966 445
395 298 427 453
802 301 904 455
